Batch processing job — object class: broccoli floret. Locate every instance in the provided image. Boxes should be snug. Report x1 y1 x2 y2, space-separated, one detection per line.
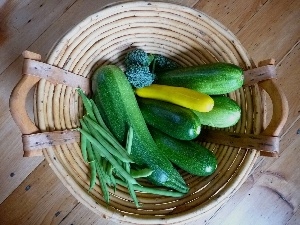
152 54 180 72
125 66 155 88
124 49 154 67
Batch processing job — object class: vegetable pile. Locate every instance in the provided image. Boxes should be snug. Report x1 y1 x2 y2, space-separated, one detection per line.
78 48 244 207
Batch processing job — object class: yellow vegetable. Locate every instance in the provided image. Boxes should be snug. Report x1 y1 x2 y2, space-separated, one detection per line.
135 84 214 112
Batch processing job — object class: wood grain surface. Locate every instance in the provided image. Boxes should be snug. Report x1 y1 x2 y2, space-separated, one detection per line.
0 0 299 224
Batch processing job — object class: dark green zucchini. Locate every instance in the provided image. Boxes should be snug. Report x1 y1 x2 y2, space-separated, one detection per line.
156 62 244 95
92 65 188 193
138 98 201 140
150 127 217 176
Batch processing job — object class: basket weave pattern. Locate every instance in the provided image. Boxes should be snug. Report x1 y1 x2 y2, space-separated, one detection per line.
34 2 264 224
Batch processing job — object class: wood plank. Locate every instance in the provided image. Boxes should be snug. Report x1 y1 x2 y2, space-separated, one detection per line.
0 161 78 225
0 160 119 225
195 0 300 65
286 209 300 225
58 203 116 225
0 0 77 75
275 41 300 133
194 0 269 34
236 0 300 65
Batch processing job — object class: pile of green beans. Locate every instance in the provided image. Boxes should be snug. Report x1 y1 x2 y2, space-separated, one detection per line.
77 89 184 207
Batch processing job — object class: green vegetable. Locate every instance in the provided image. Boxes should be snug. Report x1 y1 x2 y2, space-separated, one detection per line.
115 179 185 197
80 132 88 162
152 54 180 72
124 49 156 88
94 151 110 202
138 98 201 140
92 65 189 193
125 65 155 88
78 127 138 185
83 116 132 163
194 95 241 128
124 48 154 67
124 126 140 208
150 127 217 176
86 141 97 190
156 62 244 95
78 89 183 207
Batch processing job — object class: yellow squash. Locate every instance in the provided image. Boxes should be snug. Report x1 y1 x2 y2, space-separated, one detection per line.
135 84 214 112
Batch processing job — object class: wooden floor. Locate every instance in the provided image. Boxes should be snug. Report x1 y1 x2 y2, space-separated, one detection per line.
0 0 299 224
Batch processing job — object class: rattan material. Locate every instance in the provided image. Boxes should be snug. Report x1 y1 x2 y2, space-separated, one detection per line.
35 1 263 224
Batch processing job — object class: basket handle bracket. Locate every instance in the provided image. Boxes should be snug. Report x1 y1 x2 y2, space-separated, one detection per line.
199 59 288 157
10 51 89 157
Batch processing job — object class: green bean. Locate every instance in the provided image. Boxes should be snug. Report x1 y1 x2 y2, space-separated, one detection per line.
95 162 110 203
105 162 116 190
124 127 139 207
124 162 139 207
102 157 108 173
93 147 110 202
80 132 88 162
115 179 185 198
84 116 132 162
79 118 89 131
123 159 139 207
92 147 111 185
110 174 117 192
127 181 140 207
90 99 112 134
77 88 97 122
78 128 138 185
83 117 132 163
86 141 96 190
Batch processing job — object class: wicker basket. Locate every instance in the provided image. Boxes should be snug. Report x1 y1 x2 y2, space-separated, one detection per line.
10 1 288 224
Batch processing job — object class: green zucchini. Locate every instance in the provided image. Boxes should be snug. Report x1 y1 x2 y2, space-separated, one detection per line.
92 65 189 193
194 95 241 128
150 127 217 176
156 62 243 95
138 98 201 140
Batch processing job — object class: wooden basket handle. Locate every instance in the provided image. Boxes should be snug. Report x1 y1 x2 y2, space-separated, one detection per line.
10 51 89 157
9 52 42 156
256 59 288 139
10 51 41 135
259 79 288 137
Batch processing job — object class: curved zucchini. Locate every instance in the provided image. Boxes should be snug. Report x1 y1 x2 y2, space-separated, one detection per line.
92 65 188 193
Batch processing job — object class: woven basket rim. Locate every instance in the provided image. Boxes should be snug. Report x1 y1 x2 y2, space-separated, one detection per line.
35 1 267 224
